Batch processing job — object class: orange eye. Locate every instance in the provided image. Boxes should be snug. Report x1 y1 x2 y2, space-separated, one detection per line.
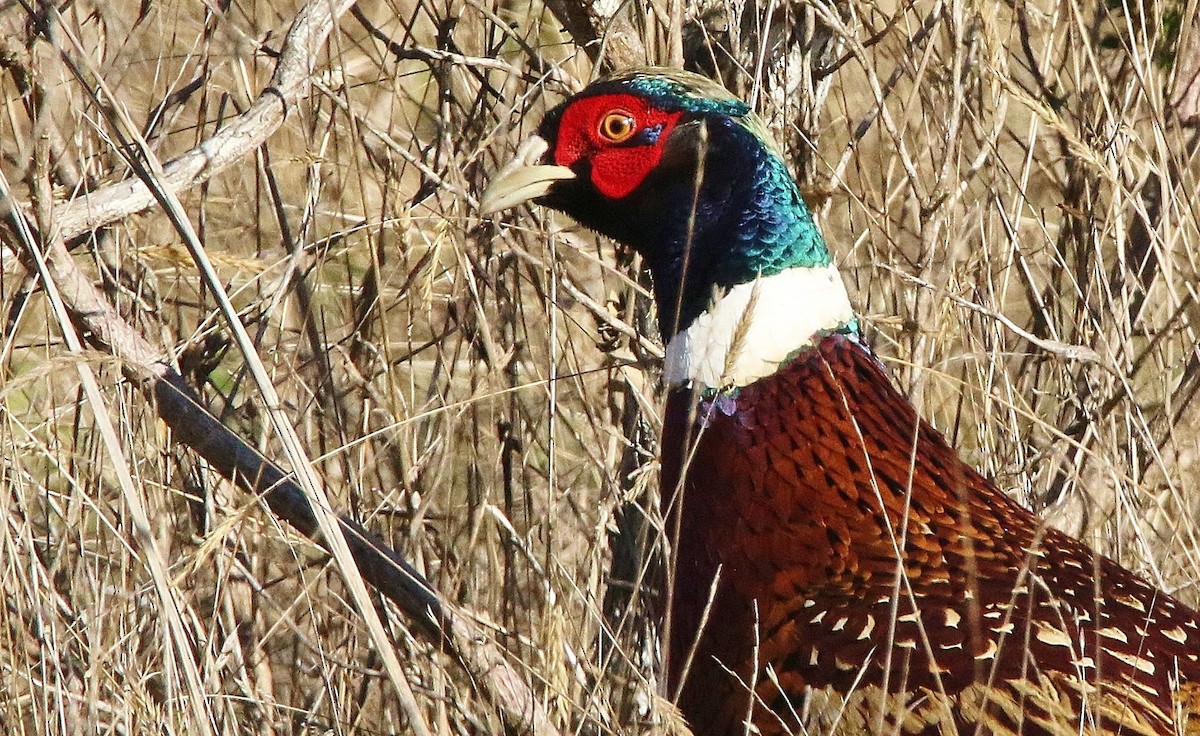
598 110 637 142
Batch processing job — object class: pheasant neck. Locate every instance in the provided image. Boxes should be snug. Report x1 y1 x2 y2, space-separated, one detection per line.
663 265 856 390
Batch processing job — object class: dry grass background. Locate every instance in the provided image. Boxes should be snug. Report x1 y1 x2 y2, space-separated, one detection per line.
1 0 1199 733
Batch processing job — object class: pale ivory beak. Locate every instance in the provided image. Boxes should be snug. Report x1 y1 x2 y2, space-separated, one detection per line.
479 135 576 216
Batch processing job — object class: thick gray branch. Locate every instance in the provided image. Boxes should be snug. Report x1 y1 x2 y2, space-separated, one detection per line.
53 0 354 240
12 0 563 732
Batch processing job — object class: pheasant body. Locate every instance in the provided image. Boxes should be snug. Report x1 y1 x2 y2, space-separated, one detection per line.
481 67 1200 735
663 334 1200 734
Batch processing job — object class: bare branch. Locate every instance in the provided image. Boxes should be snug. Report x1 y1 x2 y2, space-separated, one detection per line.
52 0 353 241
3 0 565 732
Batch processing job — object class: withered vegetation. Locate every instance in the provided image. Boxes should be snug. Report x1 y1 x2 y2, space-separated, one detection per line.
1 0 1198 733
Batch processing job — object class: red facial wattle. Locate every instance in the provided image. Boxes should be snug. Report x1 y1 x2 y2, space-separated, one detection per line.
553 94 682 200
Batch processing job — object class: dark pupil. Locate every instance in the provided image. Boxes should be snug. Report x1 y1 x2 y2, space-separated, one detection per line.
606 115 631 138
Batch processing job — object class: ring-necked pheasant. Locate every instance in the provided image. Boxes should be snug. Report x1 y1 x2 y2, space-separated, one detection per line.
481 68 1200 736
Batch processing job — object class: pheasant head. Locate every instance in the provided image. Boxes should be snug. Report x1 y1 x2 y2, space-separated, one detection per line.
482 68 855 391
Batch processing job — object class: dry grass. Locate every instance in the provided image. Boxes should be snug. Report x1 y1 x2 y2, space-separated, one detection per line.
0 0 1198 733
